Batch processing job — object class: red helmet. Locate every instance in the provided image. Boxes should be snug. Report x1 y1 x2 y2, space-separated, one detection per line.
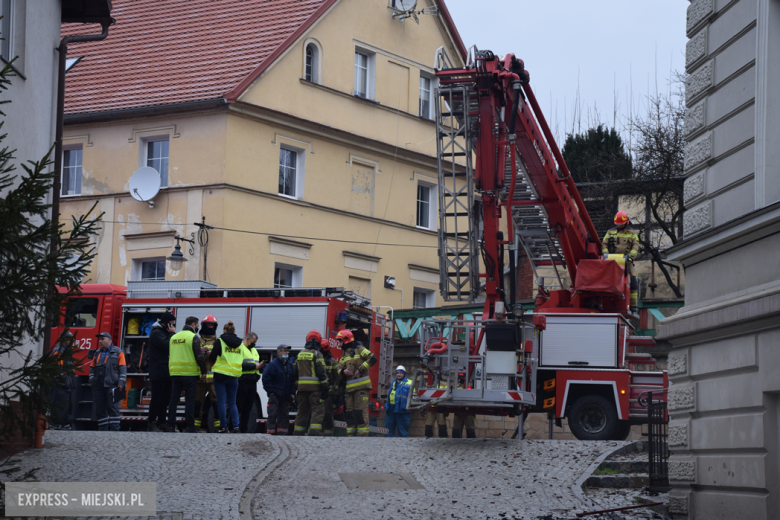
336 330 354 344
306 330 322 343
320 339 330 352
202 314 218 323
614 211 629 225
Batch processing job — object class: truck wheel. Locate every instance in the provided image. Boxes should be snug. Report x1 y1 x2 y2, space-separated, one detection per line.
568 395 618 440
610 421 632 441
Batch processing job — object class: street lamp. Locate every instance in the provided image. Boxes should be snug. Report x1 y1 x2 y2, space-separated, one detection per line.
166 233 195 271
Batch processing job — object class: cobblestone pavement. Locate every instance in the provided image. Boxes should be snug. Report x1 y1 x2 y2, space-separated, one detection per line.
583 488 669 520
2 431 631 520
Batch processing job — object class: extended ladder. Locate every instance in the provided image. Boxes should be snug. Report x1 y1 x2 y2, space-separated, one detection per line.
436 85 480 302
498 145 567 274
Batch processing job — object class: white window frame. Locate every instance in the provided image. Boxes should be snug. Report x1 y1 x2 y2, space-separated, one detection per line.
132 257 167 281
419 73 435 119
416 180 438 231
303 40 321 84
413 287 436 309
139 135 170 188
274 262 303 288
278 144 306 200
61 144 83 197
353 48 376 100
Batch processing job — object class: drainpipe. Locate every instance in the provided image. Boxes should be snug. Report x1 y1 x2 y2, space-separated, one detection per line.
43 19 113 358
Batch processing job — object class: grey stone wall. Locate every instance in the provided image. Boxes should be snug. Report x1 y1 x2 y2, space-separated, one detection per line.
659 0 780 518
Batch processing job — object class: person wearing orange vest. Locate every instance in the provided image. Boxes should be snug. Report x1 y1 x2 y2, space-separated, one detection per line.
337 330 376 437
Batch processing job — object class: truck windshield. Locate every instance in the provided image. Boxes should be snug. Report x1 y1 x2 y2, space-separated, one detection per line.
65 298 99 328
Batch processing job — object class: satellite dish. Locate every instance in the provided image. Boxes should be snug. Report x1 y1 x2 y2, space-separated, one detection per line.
129 166 161 206
395 0 417 11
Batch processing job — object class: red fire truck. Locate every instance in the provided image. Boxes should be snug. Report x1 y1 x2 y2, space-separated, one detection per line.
52 281 394 432
408 47 667 440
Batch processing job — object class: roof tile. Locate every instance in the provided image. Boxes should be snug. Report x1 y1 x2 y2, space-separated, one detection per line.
62 0 327 115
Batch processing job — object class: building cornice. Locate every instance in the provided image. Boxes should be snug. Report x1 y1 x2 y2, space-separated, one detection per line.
667 199 780 266
268 236 312 249
228 101 445 171
122 230 177 240
408 263 439 274
343 251 382 263
64 99 228 126
299 78 436 126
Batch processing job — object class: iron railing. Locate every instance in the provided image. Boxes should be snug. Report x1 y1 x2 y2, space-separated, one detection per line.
645 392 670 492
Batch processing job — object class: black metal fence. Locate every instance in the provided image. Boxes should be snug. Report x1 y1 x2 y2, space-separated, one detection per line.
647 392 670 492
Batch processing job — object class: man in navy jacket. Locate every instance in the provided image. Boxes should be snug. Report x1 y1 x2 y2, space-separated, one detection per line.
262 344 295 435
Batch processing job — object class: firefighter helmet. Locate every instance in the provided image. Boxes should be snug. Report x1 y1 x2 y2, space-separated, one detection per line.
202 314 218 324
336 330 354 344
320 339 330 352
306 330 322 343
396 365 406 374
614 211 629 225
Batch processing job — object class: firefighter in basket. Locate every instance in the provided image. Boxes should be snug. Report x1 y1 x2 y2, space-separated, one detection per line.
602 210 640 311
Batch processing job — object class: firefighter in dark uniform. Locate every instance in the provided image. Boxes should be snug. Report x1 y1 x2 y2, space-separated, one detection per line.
293 331 329 436
452 414 477 438
602 211 641 311
320 339 339 436
194 315 220 432
337 330 377 437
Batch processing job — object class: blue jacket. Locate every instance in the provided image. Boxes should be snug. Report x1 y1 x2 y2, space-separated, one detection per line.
386 377 411 414
262 357 295 398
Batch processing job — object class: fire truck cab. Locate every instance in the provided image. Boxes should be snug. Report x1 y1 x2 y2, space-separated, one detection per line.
53 281 393 432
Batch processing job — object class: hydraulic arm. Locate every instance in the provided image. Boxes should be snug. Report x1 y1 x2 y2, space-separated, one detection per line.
435 49 629 318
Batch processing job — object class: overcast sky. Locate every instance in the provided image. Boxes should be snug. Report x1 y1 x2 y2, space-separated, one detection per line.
443 0 689 144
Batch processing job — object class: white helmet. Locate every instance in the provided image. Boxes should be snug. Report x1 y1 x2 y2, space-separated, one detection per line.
396 365 406 373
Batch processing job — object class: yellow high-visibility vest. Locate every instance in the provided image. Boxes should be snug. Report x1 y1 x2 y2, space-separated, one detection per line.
213 339 243 378
169 330 199 377
241 344 260 376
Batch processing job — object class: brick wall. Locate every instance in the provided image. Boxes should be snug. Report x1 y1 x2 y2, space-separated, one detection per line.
515 250 535 299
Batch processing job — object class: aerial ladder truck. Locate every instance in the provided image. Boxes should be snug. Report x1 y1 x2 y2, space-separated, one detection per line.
409 48 666 440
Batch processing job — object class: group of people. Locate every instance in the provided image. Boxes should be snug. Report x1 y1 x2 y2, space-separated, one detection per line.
145 313 263 433
263 328 378 437
48 312 476 438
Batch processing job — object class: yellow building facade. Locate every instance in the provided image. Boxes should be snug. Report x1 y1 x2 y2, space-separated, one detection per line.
61 0 468 310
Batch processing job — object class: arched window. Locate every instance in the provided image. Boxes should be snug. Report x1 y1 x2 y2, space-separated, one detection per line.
305 43 319 83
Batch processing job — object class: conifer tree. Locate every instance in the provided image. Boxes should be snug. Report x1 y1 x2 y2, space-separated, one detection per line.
0 56 102 446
